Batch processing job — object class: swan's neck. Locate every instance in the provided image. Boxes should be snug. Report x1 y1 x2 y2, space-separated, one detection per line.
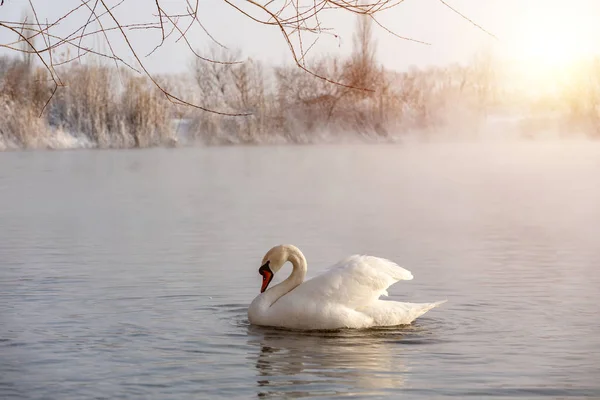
263 250 307 307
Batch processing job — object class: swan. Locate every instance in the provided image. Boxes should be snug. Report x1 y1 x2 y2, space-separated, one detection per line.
248 244 446 330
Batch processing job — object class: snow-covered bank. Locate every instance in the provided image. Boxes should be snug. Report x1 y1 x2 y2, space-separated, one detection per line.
1 113 595 152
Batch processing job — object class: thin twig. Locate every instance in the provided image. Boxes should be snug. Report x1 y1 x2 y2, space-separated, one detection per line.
438 0 498 40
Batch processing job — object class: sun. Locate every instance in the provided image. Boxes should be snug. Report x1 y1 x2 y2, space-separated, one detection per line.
496 2 600 95
516 27 586 69
504 3 598 71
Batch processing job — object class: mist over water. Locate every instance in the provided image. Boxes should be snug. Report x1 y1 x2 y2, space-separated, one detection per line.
1 141 599 399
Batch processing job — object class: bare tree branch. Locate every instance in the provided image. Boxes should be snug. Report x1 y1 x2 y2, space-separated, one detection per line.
96 0 250 115
0 0 492 116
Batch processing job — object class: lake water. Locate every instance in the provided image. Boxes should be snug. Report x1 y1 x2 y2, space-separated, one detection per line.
1 142 599 399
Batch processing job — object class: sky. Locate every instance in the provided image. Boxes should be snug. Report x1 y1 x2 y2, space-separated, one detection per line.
1 0 600 75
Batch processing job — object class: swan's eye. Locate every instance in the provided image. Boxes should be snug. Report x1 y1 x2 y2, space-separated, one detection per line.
258 260 271 275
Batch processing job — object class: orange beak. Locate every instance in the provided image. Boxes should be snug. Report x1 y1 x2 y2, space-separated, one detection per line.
259 261 274 293
260 270 273 293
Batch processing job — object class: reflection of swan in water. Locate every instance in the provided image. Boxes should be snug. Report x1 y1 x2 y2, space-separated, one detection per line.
247 325 412 398
249 245 446 330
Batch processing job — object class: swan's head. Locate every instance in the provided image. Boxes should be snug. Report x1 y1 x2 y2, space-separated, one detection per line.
258 245 292 293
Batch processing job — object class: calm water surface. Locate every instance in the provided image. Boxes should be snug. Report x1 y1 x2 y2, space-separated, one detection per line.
1 142 599 399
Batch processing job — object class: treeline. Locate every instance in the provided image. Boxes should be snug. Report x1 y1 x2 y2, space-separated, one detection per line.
186 18 499 144
1 16 599 150
0 56 177 150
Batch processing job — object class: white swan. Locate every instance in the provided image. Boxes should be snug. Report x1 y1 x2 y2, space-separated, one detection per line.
248 244 446 330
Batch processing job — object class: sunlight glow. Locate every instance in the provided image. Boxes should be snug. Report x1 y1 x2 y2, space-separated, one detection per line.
509 5 598 66
499 3 600 95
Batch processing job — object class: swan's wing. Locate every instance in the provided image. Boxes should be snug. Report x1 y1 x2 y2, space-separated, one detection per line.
290 255 414 310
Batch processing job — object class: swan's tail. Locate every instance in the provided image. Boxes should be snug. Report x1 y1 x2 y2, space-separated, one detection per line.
364 299 447 326
410 300 447 320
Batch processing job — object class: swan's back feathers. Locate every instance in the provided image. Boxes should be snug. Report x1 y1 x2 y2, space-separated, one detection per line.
285 255 413 310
